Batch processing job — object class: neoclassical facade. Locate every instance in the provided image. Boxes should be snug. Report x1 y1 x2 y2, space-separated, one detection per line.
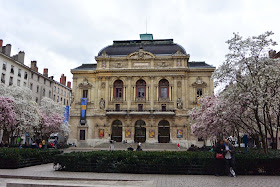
69 34 215 147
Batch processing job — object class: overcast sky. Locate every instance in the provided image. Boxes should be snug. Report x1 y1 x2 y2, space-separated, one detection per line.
1 0 280 84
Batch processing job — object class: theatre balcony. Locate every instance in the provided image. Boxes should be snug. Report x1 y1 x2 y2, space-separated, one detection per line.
105 109 175 116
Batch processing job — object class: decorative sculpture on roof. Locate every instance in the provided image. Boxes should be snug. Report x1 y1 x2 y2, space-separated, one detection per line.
78 78 93 88
172 50 186 57
127 49 155 60
100 51 109 58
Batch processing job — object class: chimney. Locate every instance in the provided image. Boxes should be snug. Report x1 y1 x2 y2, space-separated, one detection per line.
269 50 276 58
43 68 48 77
67 81 71 88
0 39 3 47
60 74 66 85
30 61 38 72
3 44 12 56
18 51 25 64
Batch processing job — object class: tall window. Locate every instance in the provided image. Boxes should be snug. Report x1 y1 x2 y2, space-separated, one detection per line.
18 69 21 77
30 83 33 90
2 62 6 70
17 79 20 86
136 79 146 98
83 90 88 98
113 80 123 98
10 65 14 74
9 77 13 86
1 73 5 83
197 88 203 97
42 88 45 96
36 86 39 93
80 130 85 140
24 72 28 79
49 91 51 98
37 75 40 81
115 104 120 111
159 79 169 98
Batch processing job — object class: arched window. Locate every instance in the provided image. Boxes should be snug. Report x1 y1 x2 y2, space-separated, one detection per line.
159 79 169 98
113 80 123 98
136 79 146 98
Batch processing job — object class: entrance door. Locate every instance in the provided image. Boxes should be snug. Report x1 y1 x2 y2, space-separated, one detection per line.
158 120 170 143
111 120 122 142
134 120 146 143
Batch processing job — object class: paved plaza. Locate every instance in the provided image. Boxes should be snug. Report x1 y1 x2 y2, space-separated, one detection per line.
0 164 280 187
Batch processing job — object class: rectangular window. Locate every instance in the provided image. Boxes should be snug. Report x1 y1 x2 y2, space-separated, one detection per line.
17 79 20 86
36 86 39 93
44 79 46 84
2 62 7 70
80 130 85 140
18 69 21 77
24 82 26 87
54 86 56 92
57 96 59 102
42 89 45 96
137 88 145 98
36 97 38 103
160 88 168 98
138 104 143 111
54 94 56 100
83 90 88 98
10 65 14 74
9 77 13 86
197 88 203 97
61 97 62 102
64 91 66 96
24 72 28 79
115 104 120 111
64 99 65 105
116 88 122 98
31 73 33 79
30 83 33 90
58 88 59 93
1 73 5 83
61 89 63 94
49 91 51 98
161 104 167 111
37 75 40 81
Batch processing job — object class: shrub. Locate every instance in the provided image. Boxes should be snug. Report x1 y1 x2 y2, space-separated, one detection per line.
0 148 61 169
54 150 280 175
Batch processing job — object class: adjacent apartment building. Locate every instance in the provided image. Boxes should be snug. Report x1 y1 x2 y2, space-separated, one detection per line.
0 39 72 106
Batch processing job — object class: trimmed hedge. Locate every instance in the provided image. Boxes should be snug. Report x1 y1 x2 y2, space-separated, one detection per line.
54 150 280 175
0 148 61 169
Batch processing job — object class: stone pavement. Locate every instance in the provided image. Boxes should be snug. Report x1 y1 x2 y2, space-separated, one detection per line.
0 164 280 187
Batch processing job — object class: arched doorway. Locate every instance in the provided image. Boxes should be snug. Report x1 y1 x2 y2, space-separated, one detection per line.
134 120 146 143
158 120 170 143
111 120 122 142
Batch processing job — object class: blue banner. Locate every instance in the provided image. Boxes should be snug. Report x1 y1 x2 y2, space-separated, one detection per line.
64 106 70 123
80 98 87 125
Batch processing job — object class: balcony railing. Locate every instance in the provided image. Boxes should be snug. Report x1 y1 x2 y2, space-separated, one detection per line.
106 109 175 116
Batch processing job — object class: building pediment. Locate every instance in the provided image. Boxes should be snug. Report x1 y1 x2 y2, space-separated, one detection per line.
127 49 155 60
192 77 207 88
78 78 93 88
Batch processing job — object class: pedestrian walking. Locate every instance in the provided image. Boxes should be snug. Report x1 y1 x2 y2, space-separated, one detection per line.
177 143 180 149
224 139 236 177
214 139 224 176
109 140 115 151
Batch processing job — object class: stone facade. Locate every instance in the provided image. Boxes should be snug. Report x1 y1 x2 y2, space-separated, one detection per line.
69 35 215 147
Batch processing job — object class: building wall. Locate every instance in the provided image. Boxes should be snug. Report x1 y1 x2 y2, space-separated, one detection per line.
52 81 71 106
0 53 29 88
69 50 215 147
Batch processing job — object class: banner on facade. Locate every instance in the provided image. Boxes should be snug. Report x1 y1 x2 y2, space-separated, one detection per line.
80 98 87 125
64 106 70 123
125 130 131 138
149 129 155 138
99 129 104 137
177 129 183 138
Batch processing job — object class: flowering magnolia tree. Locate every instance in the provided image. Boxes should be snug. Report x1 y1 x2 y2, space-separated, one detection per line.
0 83 69 143
190 31 280 153
36 97 66 139
0 96 17 133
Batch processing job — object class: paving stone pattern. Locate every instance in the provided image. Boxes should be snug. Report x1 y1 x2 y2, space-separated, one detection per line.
0 164 279 187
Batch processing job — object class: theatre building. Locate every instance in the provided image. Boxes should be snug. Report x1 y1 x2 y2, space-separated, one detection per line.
69 34 215 147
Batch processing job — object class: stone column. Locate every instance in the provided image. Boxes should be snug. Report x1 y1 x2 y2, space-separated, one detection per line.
94 78 98 109
150 76 154 110
185 76 189 109
105 77 109 109
182 76 186 109
127 77 131 110
173 77 177 108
